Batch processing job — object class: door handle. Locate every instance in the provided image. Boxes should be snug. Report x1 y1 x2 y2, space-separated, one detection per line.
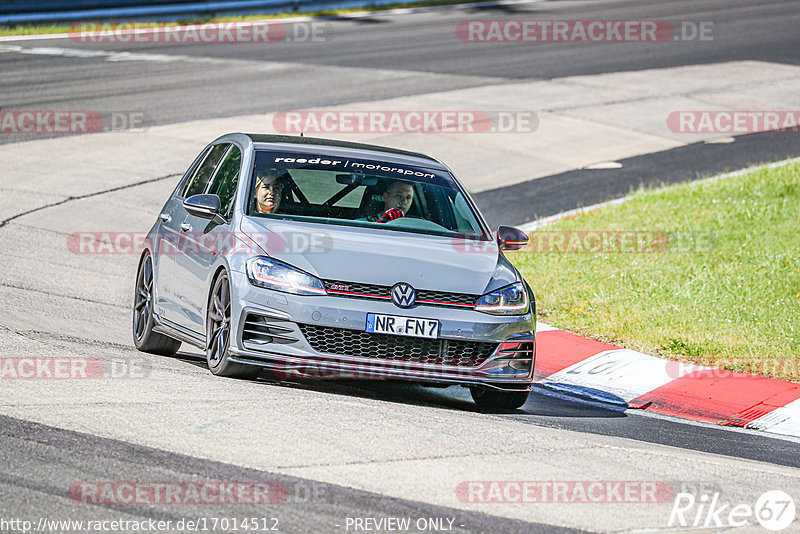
180 223 192 232
159 213 171 223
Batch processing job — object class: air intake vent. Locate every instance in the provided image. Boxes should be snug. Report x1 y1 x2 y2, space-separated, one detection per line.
298 324 497 367
242 313 298 351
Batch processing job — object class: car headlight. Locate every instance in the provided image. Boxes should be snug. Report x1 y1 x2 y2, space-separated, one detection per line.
475 282 529 315
246 257 326 296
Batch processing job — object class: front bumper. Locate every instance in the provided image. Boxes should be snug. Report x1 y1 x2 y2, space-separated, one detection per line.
228 270 535 391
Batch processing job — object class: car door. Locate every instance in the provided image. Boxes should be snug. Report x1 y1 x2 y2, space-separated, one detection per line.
154 144 212 324
164 142 231 332
172 143 242 335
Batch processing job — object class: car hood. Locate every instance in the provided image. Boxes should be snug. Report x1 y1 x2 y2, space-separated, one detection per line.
239 217 518 295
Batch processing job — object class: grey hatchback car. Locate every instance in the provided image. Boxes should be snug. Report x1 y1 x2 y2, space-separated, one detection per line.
133 133 535 408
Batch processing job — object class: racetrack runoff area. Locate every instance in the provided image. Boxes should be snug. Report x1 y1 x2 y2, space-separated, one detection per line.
507 159 800 439
2 54 800 532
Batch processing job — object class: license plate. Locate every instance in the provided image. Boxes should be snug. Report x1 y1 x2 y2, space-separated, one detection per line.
365 313 439 339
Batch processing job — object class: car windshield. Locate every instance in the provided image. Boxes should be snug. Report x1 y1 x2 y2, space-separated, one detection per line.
247 150 490 240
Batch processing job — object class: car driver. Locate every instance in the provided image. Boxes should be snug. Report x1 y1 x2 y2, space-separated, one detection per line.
372 180 414 223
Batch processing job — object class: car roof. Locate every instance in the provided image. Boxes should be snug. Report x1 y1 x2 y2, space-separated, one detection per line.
242 133 447 170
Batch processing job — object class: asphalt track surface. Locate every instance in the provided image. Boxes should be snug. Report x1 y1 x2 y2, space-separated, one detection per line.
476 129 800 226
2 0 800 532
2 0 800 137
2 414 570 534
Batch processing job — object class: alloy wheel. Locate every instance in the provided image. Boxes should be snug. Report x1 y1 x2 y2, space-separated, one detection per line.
207 273 231 367
133 255 153 342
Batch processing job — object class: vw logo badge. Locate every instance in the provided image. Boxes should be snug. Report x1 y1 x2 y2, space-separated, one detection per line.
391 282 416 308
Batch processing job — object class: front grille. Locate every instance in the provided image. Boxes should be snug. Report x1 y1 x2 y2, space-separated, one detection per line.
324 281 387 299
417 290 476 307
298 324 497 367
323 280 478 309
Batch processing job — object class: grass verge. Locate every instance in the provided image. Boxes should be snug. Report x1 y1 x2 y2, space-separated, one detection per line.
0 0 479 36
511 161 800 382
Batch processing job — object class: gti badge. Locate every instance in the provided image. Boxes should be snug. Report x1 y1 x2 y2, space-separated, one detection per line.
391 282 416 308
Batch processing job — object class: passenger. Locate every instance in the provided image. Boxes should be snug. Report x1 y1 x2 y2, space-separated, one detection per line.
369 180 415 223
253 170 286 214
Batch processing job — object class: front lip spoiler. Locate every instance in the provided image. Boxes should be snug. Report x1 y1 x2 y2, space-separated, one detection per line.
228 347 532 392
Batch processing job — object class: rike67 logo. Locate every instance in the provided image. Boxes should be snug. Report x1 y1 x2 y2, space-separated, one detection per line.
669 490 796 531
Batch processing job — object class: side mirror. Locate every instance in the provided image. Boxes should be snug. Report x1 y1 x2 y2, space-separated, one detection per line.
184 194 226 225
496 225 529 251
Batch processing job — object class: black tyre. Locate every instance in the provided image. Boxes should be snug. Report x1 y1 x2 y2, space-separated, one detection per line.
470 387 530 410
206 271 259 379
132 252 181 355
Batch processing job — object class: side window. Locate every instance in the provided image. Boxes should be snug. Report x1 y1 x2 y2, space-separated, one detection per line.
449 192 481 233
183 144 229 198
207 145 241 217
177 146 211 195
